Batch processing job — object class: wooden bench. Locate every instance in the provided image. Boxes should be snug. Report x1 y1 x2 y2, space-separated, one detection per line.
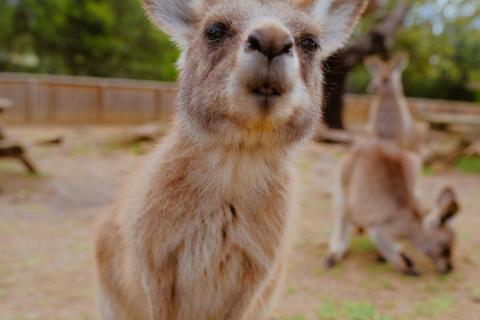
0 98 38 174
0 98 12 140
420 112 480 131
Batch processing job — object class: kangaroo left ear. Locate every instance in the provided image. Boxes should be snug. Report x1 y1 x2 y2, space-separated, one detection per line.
305 0 369 57
424 186 460 229
390 52 409 73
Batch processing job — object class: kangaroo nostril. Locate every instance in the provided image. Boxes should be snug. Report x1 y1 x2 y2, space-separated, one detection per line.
281 38 293 55
247 32 263 53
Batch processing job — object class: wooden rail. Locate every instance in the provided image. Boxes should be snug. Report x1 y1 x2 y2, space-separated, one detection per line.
0 73 478 126
343 95 480 129
0 73 177 124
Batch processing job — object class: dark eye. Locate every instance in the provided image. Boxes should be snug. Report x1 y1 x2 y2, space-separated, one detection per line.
299 37 319 53
205 22 229 43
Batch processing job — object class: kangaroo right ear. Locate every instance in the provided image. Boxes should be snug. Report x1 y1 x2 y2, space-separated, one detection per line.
364 56 383 75
142 0 204 48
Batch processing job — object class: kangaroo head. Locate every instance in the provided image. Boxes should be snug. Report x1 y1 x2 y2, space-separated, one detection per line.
143 0 367 149
364 52 408 97
419 186 460 274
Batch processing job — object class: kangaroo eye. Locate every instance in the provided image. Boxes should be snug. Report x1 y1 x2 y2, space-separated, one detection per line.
206 22 229 43
299 37 319 53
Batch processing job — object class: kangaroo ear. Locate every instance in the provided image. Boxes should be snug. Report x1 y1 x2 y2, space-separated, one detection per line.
437 187 459 227
390 52 409 73
142 0 204 48
364 55 383 75
424 187 460 229
307 0 368 56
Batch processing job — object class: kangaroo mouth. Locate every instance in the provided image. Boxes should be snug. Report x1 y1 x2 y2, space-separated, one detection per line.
251 82 283 97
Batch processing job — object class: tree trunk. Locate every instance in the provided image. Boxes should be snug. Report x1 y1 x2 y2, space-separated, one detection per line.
322 0 412 129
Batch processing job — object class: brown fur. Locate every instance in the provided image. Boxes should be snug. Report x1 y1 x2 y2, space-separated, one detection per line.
326 139 460 275
96 1 367 319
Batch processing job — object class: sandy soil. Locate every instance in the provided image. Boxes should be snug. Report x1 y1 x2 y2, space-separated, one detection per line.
0 126 479 320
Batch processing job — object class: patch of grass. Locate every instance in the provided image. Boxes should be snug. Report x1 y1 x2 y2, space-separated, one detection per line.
422 165 434 176
316 300 392 320
412 295 454 318
351 237 376 253
0 286 8 301
381 280 395 291
343 302 392 320
280 315 307 320
469 286 480 303
317 300 340 320
0 161 22 173
422 283 439 294
287 287 298 295
367 262 394 276
69 143 94 156
129 142 148 156
330 264 347 278
455 155 480 173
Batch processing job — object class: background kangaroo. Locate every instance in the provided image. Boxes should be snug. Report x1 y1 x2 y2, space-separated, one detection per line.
326 139 460 275
364 53 427 152
95 0 367 319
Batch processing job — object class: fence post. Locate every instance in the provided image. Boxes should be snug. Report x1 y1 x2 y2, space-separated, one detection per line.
26 78 37 124
154 87 163 120
98 81 108 123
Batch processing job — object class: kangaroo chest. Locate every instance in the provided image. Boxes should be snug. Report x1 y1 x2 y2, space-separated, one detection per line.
162 158 292 318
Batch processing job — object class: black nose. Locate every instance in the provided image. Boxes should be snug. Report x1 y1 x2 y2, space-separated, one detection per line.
246 30 293 61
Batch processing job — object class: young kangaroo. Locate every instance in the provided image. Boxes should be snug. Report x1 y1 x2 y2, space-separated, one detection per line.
95 1 367 319
364 53 426 152
325 139 460 275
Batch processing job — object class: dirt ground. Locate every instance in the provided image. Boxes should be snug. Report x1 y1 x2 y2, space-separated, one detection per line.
0 126 479 320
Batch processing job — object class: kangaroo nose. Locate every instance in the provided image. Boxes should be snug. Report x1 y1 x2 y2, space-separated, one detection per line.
246 26 293 61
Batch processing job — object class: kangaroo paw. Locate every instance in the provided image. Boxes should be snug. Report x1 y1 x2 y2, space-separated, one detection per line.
325 254 340 269
400 252 420 276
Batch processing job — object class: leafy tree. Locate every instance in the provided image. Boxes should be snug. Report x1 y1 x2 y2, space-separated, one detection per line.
0 0 478 100
347 0 480 102
0 0 179 80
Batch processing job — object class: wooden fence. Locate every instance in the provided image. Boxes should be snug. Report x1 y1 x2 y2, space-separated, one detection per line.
0 72 478 126
0 73 177 125
343 95 480 128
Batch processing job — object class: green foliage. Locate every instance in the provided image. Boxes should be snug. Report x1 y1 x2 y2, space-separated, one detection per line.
455 155 480 173
347 0 480 102
0 0 179 80
0 0 479 99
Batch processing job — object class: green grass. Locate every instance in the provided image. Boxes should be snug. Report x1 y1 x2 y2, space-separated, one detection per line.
422 165 434 176
411 295 454 318
470 287 480 303
344 302 392 320
287 287 298 295
280 315 307 320
455 155 480 173
351 237 376 253
317 300 339 320
316 300 392 320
